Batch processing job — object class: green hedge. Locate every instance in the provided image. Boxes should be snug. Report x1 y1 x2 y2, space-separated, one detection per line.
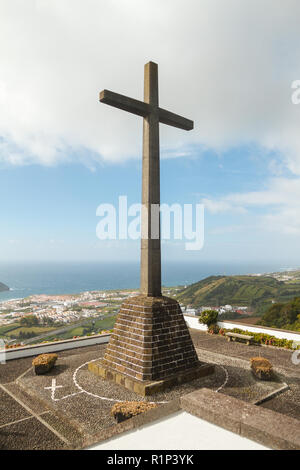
217 327 299 350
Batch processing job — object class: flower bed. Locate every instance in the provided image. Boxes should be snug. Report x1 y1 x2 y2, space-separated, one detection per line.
211 326 299 350
5 343 23 349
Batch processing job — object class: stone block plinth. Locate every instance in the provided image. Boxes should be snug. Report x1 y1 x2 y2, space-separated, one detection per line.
89 295 214 395
89 360 214 396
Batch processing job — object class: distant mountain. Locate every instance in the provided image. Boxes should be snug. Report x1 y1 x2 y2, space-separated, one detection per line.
0 282 9 292
176 274 300 314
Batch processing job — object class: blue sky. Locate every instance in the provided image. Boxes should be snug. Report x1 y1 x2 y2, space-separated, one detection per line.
1 0 300 265
1 142 299 264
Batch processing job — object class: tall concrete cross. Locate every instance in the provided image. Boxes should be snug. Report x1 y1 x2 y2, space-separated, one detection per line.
100 61 193 297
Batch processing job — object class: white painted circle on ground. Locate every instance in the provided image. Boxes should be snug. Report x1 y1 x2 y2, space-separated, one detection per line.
72 358 168 404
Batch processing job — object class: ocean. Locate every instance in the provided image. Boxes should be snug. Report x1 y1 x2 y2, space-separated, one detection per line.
0 261 296 303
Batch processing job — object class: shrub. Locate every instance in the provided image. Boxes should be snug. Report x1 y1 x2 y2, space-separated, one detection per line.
111 401 158 423
32 353 58 375
250 357 273 380
198 309 219 327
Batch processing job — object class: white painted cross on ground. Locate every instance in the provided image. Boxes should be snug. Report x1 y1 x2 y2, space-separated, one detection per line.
44 377 84 402
44 379 63 399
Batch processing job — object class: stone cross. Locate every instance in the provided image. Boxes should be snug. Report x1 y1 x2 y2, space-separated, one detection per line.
100 62 193 297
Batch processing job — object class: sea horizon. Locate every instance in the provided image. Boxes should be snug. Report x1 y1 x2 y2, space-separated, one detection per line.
0 260 299 303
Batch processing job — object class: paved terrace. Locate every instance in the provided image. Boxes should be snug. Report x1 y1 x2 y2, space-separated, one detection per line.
0 330 299 450
190 329 300 420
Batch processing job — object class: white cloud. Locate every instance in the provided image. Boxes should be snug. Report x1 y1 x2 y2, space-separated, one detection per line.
203 176 300 234
265 208 300 235
202 198 247 214
209 225 244 235
0 0 300 169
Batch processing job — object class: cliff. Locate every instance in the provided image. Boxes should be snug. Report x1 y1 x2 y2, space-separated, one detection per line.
0 282 9 292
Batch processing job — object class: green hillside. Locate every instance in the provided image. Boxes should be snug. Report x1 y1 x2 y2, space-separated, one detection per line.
176 275 300 314
259 297 300 331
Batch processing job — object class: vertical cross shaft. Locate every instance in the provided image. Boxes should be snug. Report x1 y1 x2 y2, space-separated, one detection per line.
99 61 193 298
141 62 161 297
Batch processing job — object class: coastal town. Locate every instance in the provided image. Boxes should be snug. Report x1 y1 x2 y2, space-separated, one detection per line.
0 289 140 344
0 288 175 322
0 287 251 327
0 290 133 326
2 269 298 342
0 282 254 347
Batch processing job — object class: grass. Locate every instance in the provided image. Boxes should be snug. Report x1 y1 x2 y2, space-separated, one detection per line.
40 315 117 342
5 326 56 338
0 323 21 338
93 315 116 330
1 313 117 344
64 326 85 336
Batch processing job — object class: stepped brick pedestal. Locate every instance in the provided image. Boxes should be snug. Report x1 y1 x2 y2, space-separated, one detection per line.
88 295 214 396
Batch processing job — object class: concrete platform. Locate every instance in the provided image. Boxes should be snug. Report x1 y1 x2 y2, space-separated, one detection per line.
0 331 298 449
190 329 300 421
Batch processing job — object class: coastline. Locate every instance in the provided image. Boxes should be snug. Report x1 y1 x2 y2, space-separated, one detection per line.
0 262 300 304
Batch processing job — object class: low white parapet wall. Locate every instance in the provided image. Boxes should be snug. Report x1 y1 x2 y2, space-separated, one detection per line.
1 333 110 361
2 316 300 362
184 315 208 332
184 315 300 343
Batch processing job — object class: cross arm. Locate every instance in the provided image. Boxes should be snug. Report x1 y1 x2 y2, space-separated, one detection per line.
158 107 194 131
99 89 150 118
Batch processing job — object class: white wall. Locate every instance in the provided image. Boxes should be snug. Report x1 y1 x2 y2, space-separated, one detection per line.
185 315 208 331
184 315 300 342
1 334 110 361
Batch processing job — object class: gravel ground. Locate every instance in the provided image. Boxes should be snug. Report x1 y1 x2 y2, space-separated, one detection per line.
0 356 33 384
0 330 299 449
260 374 300 420
0 416 69 450
18 339 293 442
18 345 226 438
191 329 300 418
0 388 31 426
